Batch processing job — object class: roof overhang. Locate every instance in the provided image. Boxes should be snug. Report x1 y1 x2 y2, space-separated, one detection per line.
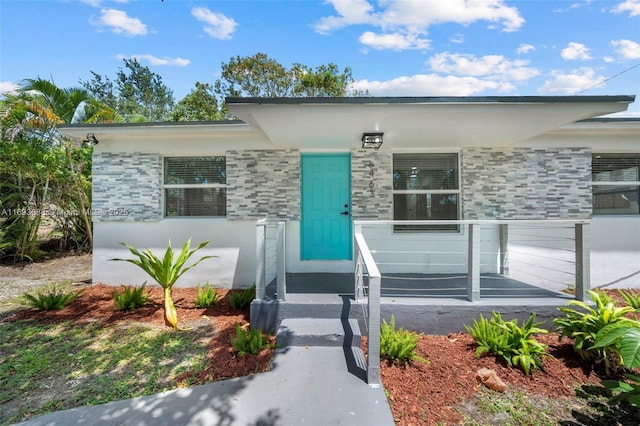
57 120 271 148
57 96 635 150
226 96 635 149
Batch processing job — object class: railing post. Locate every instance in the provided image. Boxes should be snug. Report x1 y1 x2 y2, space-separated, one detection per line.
255 221 266 300
354 223 363 302
467 223 480 302
499 223 509 275
367 274 381 388
575 222 590 301
276 221 286 301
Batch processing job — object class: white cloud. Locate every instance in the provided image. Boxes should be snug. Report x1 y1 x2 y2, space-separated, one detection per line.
612 0 640 17
611 39 640 59
359 31 430 50
516 43 535 54
561 42 593 60
117 54 190 67
538 67 604 94
314 0 375 34
351 74 515 96
191 7 237 39
428 52 540 81
91 8 147 36
0 81 19 97
315 0 524 51
450 33 465 44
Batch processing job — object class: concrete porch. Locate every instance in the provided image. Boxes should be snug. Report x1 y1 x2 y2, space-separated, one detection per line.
251 272 574 335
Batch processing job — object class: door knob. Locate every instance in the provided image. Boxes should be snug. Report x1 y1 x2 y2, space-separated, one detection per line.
340 211 349 215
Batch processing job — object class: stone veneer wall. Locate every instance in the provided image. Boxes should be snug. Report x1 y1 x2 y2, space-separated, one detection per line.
351 149 393 220
226 149 300 220
92 152 162 222
461 147 592 219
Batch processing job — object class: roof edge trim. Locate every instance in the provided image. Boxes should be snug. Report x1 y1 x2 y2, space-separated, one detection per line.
225 95 636 105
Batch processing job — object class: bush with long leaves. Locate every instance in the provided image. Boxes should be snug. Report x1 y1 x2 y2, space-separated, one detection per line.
22 283 83 310
554 290 635 374
380 315 428 365
618 289 640 311
113 283 150 311
110 239 215 329
592 321 640 407
465 312 549 375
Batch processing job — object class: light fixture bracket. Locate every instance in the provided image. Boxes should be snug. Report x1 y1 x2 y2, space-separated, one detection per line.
361 132 383 149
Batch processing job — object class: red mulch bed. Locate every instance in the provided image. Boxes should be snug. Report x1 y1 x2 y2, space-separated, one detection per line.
378 288 640 425
6 285 640 425
6 284 275 383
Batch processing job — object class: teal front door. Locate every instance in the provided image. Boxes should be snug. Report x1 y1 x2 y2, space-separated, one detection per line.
301 153 352 260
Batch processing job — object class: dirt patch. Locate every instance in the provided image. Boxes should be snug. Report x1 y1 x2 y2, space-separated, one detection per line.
0 253 92 316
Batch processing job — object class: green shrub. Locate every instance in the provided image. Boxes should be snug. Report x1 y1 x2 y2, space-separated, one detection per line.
380 315 428 365
594 321 640 408
193 282 220 308
601 373 640 408
618 289 640 311
110 238 215 329
113 284 150 311
465 312 548 375
22 283 83 310
554 290 635 374
230 323 271 356
230 285 256 310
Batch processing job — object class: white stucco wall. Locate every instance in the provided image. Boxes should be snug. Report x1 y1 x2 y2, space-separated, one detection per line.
93 220 256 288
590 216 640 289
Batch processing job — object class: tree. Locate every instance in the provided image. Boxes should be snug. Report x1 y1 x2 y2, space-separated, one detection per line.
215 52 368 99
82 58 175 122
216 53 293 98
0 79 95 261
171 82 224 121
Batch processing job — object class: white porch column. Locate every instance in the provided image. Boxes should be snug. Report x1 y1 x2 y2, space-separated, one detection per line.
575 222 590 302
467 223 480 302
255 222 266 300
276 221 286 301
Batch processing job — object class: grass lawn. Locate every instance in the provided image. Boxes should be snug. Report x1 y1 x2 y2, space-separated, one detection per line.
0 320 210 425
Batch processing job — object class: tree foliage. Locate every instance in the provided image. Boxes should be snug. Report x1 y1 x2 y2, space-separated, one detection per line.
0 79 94 261
215 52 368 99
82 58 175 122
171 82 223 121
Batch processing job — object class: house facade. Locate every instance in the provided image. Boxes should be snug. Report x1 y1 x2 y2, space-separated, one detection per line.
59 96 640 291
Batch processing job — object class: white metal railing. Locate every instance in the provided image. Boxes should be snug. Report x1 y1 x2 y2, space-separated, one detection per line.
255 219 286 301
354 223 381 388
354 218 591 387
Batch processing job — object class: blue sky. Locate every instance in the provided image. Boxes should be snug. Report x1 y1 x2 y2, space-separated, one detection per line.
1 0 639 115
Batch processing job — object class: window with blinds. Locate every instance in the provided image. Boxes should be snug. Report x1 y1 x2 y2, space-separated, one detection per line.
163 156 227 217
592 154 640 215
393 153 460 231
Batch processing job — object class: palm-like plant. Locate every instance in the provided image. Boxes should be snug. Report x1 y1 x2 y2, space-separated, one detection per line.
110 239 215 329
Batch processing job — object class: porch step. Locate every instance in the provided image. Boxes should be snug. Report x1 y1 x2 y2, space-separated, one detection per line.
276 318 361 348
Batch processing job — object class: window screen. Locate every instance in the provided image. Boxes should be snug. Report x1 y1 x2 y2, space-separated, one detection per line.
393 153 460 231
164 157 227 217
592 154 640 215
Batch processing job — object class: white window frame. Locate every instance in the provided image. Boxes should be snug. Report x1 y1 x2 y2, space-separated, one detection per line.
162 155 227 218
392 151 461 232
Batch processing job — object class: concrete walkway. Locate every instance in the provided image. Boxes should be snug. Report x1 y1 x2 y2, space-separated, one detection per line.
17 322 394 426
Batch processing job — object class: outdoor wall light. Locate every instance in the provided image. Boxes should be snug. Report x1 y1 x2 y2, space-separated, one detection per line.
361 132 383 149
84 133 99 145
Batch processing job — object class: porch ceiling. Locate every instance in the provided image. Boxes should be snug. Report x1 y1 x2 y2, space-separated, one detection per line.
226 96 634 149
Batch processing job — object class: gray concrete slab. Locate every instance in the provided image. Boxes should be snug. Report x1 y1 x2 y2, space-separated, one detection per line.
17 341 393 426
277 318 361 347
